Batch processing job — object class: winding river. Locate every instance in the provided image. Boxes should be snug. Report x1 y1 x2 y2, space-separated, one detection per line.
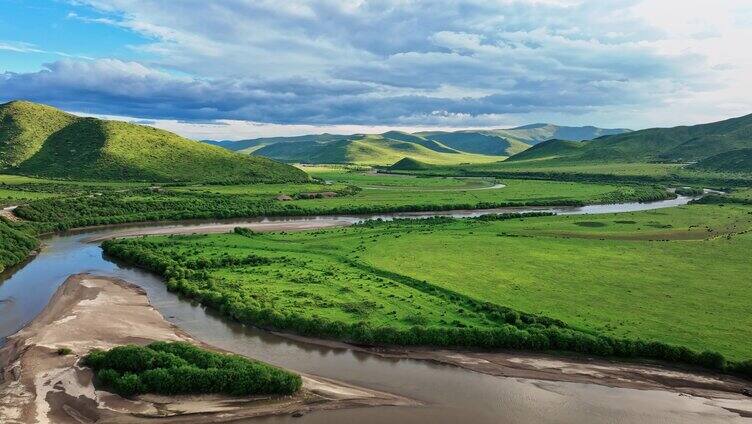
1 194 749 423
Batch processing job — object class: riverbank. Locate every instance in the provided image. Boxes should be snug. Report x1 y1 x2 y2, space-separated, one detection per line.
266 334 752 419
0 274 415 423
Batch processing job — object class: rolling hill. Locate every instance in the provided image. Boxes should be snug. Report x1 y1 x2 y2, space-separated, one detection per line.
0 101 307 183
692 148 752 173
252 134 502 166
204 125 629 166
505 112 752 170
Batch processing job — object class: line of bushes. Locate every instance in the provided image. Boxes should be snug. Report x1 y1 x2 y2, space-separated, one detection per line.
0 220 39 273
84 341 301 397
692 194 752 205
102 239 752 380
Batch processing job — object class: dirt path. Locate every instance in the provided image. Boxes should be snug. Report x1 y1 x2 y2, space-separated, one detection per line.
0 274 415 424
1 206 21 222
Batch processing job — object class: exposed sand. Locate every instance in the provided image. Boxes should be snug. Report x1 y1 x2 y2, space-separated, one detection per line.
0 274 415 424
1 205 21 222
273 333 752 417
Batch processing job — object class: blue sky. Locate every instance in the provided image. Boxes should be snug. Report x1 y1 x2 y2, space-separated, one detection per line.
1 0 751 139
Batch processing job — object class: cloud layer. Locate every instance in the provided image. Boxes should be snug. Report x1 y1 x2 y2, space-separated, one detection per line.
2 0 751 129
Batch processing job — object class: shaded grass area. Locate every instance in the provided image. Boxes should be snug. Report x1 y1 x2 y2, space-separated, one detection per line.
85 341 301 397
102 205 752 376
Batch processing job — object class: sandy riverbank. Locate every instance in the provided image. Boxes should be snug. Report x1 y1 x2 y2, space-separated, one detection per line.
271 333 752 418
0 274 415 423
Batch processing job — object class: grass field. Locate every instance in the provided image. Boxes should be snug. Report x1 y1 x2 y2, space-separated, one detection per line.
103 204 752 364
291 167 670 210
399 160 752 187
11 167 675 232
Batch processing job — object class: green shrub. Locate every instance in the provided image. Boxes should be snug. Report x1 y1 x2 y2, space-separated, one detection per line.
84 342 301 397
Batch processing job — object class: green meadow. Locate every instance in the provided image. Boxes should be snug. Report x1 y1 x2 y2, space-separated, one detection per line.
103 204 752 365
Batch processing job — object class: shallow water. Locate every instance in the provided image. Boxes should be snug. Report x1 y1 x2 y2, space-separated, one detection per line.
2 195 748 423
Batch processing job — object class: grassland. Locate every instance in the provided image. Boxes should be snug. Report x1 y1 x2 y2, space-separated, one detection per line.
102 203 752 375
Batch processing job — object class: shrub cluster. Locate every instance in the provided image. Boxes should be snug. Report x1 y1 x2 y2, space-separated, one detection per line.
84 341 301 397
0 220 39 273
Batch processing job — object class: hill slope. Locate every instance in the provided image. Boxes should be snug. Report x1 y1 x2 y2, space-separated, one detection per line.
204 124 627 166
253 134 501 166
692 148 752 172
0 101 307 183
502 123 630 143
503 139 584 162
505 113 752 169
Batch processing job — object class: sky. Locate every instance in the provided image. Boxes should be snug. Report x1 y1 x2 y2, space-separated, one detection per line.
1 0 751 140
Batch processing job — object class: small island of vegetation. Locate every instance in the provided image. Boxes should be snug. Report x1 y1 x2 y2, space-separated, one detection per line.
84 341 302 397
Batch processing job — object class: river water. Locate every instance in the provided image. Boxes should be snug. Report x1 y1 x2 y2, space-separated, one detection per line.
1 195 748 423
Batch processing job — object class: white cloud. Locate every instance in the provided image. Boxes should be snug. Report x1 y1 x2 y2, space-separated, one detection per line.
2 0 751 129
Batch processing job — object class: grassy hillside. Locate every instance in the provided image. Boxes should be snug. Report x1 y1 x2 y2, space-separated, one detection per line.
389 157 432 170
203 125 628 166
502 139 584 162
254 134 502 165
692 148 752 172
504 112 752 168
414 131 530 155
417 125 629 155
501 123 630 143
0 101 77 167
0 101 308 183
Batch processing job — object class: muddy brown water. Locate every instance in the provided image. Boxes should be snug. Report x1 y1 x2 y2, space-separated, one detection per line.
2 195 749 423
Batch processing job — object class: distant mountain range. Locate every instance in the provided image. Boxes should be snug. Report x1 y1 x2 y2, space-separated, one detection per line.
203 124 631 166
0 101 307 182
506 112 752 172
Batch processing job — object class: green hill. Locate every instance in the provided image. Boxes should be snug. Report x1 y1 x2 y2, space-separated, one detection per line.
204 134 347 154
204 124 626 166
505 113 752 169
0 101 307 183
252 134 502 165
388 157 433 171
414 131 529 156
504 139 584 162
692 148 752 172
501 123 630 143
0 100 77 167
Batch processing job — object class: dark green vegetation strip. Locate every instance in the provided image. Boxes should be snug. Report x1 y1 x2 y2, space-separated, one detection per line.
0 220 38 273
102 209 752 379
84 341 301 397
